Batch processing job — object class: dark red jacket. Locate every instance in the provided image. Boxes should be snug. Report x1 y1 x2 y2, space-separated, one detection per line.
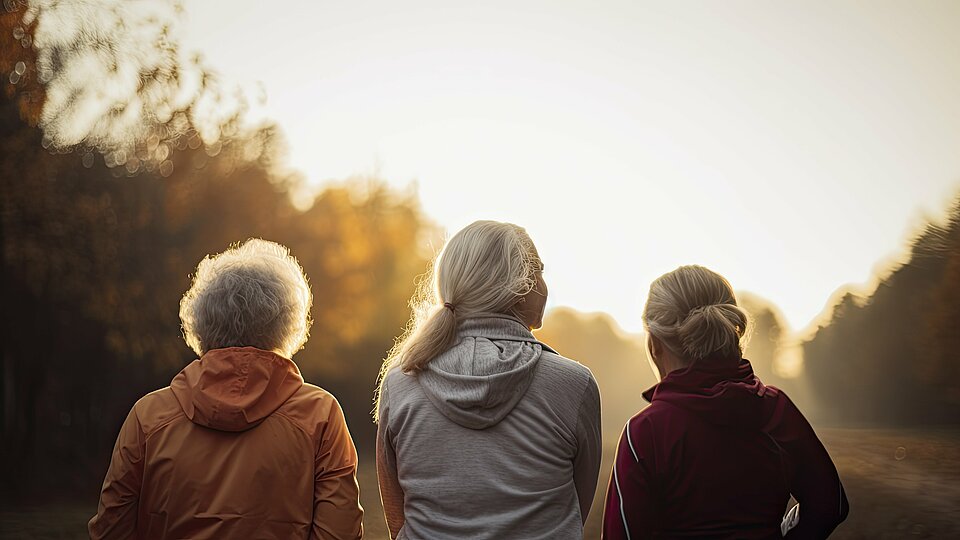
602 358 848 539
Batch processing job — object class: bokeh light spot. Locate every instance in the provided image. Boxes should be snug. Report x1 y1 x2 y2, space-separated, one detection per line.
159 159 174 177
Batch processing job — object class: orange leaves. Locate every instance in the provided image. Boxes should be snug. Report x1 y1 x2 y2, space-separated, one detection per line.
0 5 44 125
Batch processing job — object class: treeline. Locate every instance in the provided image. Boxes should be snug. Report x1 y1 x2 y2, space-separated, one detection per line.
803 198 960 426
0 5 435 501
0 95 433 501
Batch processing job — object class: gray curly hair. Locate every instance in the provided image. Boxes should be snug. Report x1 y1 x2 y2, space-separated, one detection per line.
179 239 313 357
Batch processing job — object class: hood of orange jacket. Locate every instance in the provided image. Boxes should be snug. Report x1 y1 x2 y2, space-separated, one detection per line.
170 346 304 432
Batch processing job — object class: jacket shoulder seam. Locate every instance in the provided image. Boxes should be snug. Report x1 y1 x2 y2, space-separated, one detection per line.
143 413 188 441
272 410 317 441
135 388 187 439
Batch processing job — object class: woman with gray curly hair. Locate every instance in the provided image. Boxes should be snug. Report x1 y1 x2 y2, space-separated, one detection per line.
89 239 363 540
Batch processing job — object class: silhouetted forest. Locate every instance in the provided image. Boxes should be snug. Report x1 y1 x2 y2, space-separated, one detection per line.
0 3 434 503
803 200 960 426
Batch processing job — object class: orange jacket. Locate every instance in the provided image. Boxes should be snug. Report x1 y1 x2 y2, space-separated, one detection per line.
88 347 364 539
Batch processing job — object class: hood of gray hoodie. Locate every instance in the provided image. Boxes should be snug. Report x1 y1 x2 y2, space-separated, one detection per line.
417 314 556 430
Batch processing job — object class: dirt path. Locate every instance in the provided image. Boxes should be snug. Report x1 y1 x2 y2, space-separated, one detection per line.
819 428 960 539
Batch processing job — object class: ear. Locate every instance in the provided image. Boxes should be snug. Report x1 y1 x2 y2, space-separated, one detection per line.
647 334 663 362
508 298 531 327
645 334 665 382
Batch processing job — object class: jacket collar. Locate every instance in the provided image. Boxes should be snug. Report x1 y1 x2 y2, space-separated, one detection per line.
642 356 759 403
456 312 557 354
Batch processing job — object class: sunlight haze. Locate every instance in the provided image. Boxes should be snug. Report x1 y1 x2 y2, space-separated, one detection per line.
179 0 960 333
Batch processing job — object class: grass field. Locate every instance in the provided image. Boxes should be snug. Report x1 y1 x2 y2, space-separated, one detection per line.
2 428 958 539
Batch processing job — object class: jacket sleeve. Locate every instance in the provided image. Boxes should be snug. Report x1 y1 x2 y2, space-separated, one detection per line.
602 418 658 540
772 393 849 540
88 404 146 539
311 398 364 540
573 374 602 524
376 379 405 539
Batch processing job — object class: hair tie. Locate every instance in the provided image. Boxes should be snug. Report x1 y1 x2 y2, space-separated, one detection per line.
443 302 456 313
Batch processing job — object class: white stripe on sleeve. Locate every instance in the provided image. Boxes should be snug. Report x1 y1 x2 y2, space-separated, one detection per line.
613 461 632 540
625 421 639 463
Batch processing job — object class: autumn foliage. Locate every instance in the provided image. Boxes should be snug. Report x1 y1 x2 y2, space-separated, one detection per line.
0 2 437 501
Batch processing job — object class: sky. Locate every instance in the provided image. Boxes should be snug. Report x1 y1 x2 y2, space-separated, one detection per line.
178 0 960 334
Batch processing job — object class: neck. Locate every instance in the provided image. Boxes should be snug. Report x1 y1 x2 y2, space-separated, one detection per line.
657 355 692 380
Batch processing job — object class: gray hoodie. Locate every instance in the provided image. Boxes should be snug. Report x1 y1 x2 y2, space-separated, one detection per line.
376 315 602 540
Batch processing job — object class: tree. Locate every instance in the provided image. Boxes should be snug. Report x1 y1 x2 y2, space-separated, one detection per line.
0 0 436 501
803 196 960 426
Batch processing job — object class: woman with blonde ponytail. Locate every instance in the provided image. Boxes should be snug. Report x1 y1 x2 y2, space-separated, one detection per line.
375 220 602 540
602 265 848 540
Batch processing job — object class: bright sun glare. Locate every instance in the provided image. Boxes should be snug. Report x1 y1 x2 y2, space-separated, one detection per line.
179 0 960 333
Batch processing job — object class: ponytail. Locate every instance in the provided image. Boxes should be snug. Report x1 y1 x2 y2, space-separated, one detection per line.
374 221 542 423
397 304 458 372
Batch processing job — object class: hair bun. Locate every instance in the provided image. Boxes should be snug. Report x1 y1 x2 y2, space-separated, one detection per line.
676 303 747 360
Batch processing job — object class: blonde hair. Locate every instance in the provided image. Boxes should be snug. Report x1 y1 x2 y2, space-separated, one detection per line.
374 221 541 419
179 239 312 358
643 265 749 362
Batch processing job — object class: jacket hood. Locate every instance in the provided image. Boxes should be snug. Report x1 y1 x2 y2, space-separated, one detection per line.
417 314 555 430
642 357 782 430
170 346 304 432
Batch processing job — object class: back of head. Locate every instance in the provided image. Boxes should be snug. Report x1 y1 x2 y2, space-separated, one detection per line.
379 220 540 385
643 265 748 363
179 239 313 358
435 220 539 317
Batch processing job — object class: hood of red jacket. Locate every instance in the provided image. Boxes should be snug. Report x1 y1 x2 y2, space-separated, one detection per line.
642 357 782 430
170 347 304 432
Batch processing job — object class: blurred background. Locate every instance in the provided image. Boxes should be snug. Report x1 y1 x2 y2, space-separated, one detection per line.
1 1 959 538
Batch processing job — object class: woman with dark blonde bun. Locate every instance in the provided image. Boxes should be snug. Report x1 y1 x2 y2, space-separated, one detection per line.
602 265 848 540
375 220 602 540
